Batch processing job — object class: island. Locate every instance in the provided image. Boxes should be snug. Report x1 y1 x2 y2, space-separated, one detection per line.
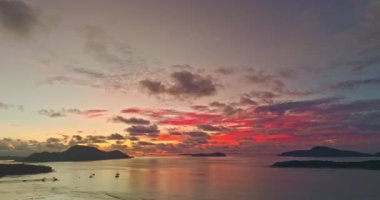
0 164 53 177
19 145 133 163
180 152 226 157
278 146 374 157
272 160 380 170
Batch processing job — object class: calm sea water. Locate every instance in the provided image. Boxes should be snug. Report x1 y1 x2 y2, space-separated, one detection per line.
1 156 380 200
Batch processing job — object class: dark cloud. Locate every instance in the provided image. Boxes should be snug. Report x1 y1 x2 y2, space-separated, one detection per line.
138 141 156 146
291 98 380 136
0 138 12 150
191 105 209 112
208 101 224 108
72 135 83 141
168 70 217 97
0 102 23 111
70 134 128 146
169 131 183 136
0 0 40 37
125 124 160 137
139 80 166 94
68 135 85 146
215 67 235 75
209 101 243 115
84 135 107 144
276 68 299 80
330 76 380 90
114 140 124 145
38 109 66 118
140 70 218 98
127 136 140 141
38 108 107 118
0 102 9 109
325 1 380 74
336 56 380 73
245 69 285 91
239 96 257 106
188 131 210 138
349 1 380 72
0 137 67 156
349 110 380 132
45 137 66 150
255 97 342 114
110 116 150 125
197 124 222 132
107 133 125 140
325 98 380 113
247 90 280 103
45 137 61 143
245 68 314 97
183 137 209 145
69 135 108 144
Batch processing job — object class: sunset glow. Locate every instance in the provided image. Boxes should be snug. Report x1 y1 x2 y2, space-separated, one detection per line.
1 0 380 157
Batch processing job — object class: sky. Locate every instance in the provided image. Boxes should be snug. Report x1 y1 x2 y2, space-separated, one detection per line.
1 0 380 156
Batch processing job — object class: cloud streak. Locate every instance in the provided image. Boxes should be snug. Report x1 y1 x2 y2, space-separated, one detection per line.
38 108 107 118
330 76 380 90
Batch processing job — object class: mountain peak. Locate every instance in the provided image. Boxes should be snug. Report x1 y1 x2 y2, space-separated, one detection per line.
64 145 100 153
67 145 92 149
310 146 337 151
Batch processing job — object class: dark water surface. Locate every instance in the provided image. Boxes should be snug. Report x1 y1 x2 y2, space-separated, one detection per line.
1 156 380 200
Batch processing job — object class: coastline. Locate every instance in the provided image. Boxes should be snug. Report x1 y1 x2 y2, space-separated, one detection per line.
0 164 53 177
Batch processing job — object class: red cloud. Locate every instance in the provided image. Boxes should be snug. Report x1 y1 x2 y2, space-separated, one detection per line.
120 97 380 154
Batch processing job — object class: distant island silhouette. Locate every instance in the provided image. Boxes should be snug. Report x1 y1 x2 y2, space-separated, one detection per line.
273 146 380 170
180 152 226 157
0 164 53 177
278 146 375 157
19 145 132 163
0 156 23 161
272 160 380 170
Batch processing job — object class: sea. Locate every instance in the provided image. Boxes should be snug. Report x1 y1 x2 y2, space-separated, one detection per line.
0 156 380 200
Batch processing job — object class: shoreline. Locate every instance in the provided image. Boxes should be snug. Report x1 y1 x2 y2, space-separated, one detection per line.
0 164 53 177
272 160 380 170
